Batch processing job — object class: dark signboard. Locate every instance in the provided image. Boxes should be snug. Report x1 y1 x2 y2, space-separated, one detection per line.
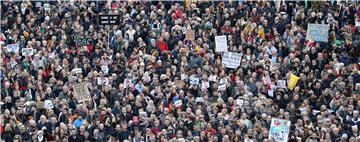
98 14 120 25
71 35 92 46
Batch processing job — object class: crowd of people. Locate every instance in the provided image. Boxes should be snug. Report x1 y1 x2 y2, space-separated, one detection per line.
1 0 360 142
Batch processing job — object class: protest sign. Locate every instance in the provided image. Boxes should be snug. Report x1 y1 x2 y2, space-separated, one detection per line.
190 77 200 85
306 24 329 42
72 82 91 103
21 48 34 56
36 101 45 109
71 35 92 46
174 80 185 88
185 29 195 40
174 100 182 108
6 44 19 53
98 14 121 25
101 65 109 74
44 100 54 109
222 52 241 69
215 35 228 52
44 4 51 11
277 80 287 89
288 73 300 90
97 77 109 85
269 118 291 142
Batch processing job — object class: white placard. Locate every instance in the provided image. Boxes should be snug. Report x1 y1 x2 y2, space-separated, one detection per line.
7 44 19 53
97 77 109 85
222 52 241 69
44 100 54 109
269 118 291 142
72 68 82 75
44 3 51 11
101 65 109 74
215 35 228 52
190 77 200 85
277 80 287 89
195 97 205 103
218 84 226 91
21 48 34 56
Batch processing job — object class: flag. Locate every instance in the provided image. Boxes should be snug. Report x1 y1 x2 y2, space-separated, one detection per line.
288 73 300 90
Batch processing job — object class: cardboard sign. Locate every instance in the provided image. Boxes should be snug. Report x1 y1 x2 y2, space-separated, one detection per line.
174 80 185 88
185 29 195 40
71 35 92 46
36 101 45 109
222 52 241 69
44 100 54 109
306 24 329 42
72 82 91 103
21 48 34 56
98 15 121 25
6 44 19 53
215 35 228 52
269 118 291 142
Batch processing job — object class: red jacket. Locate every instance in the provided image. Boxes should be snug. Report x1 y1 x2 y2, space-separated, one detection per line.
157 41 169 51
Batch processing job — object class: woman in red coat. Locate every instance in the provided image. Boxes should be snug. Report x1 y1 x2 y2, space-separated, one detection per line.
157 37 169 52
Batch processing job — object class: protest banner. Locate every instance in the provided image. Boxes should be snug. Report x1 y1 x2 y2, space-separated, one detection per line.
72 82 91 103
21 48 34 56
98 14 121 25
215 35 228 52
6 44 19 53
222 52 241 69
44 100 54 109
185 29 195 40
71 34 92 46
269 118 291 142
288 73 300 90
306 24 329 42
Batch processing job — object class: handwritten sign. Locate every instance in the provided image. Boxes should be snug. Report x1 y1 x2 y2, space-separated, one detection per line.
222 52 241 69
215 35 228 52
269 118 291 142
6 44 19 53
21 48 34 56
71 35 92 46
72 82 91 103
98 15 121 25
306 24 329 42
44 100 54 109
185 29 195 40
